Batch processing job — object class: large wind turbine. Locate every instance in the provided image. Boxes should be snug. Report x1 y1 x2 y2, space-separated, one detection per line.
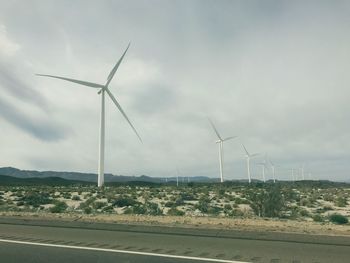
208 118 237 183
37 43 141 187
242 144 259 184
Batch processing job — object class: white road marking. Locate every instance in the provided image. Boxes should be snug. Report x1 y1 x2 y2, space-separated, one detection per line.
0 238 249 263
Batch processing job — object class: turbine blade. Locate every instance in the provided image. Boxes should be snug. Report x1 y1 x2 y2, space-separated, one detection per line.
36 74 104 89
106 43 130 87
251 153 260 157
242 144 249 155
223 136 237 142
207 118 222 140
105 87 142 143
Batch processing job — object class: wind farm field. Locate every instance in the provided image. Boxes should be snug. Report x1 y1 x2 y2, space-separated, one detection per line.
0 180 349 236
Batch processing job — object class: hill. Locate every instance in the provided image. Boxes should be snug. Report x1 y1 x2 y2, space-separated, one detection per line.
0 167 214 183
0 174 90 186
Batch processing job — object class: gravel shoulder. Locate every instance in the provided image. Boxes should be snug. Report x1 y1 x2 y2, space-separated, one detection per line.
1 211 350 238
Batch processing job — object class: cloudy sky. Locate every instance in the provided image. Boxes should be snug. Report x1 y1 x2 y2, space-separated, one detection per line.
0 0 349 181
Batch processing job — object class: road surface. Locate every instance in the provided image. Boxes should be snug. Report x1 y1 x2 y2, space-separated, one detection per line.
0 217 349 263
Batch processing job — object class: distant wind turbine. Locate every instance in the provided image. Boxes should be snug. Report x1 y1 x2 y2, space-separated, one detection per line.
257 156 268 183
37 43 142 187
289 168 295 182
300 164 305 180
208 118 237 183
269 159 277 183
242 144 259 183
176 168 180 187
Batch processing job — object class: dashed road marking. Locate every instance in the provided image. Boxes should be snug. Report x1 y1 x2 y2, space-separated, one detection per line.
0 238 250 263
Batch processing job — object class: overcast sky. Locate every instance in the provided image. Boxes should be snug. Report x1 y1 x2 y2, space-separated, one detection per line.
0 0 349 181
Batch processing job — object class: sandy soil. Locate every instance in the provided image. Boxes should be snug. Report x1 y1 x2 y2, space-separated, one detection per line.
1 211 349 237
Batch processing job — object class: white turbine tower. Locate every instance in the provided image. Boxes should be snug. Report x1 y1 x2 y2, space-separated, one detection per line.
289 168 295 182
257 156 268 183
269 159 277 183
242 144 259 184
300 164 305 180
208 118 237 183
37 43 142 187
176 168 180 187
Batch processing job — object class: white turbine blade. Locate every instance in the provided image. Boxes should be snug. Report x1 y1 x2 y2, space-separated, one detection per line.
223 136 237 142
242 144 249 156
251 153 260 157
105 87 142 143
105 43 130 87
36 74 104 89
208 118 222 140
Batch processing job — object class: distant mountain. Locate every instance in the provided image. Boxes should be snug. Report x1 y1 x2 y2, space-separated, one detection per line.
0 174 90 186
0 167 214 183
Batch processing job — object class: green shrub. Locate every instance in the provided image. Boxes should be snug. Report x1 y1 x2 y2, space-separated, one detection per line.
92 201 107 210
323 205 333 211
312 214 324 222
207 206 222 215
132 204 146 215
50 201 68 213
167 207 185 216
164 201 175 207
61 192 71 199
299 209 310 217
113 196 137 207
195 196 210 213
145 202 163 215
248 186 285 218
16 201 24 206
329 214 348 225
101 205 114 213
232 208 244 217
83 206 92 214
335 197 348 207
21 192 51 207
72 195 80 201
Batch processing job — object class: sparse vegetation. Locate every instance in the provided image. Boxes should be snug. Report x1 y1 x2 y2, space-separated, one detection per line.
0 181 348 226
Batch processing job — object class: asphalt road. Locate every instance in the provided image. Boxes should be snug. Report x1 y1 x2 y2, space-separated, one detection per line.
0 218 349 263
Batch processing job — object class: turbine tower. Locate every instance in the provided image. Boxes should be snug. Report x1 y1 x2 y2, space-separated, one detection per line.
269 159 277 183
176 168 180 187
37 43 142 187
257 156 268 183
289 168 295 182
300 164 305 180
208 118 237 183
242 144 259 183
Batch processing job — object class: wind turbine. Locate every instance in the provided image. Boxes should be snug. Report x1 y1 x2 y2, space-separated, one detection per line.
289 168 295 182
208 118 237 183
36 43 142 187
176 168 180 187
300 164 305 180
242 144 259 183
257 156 268 183
269 159 277 183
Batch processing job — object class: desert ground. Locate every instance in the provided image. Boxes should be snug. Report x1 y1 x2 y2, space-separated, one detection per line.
0 181 349 236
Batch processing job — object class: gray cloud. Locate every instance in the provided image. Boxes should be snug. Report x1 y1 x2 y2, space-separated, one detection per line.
0 62 47 109
0 0 349 181
0 96 67 141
